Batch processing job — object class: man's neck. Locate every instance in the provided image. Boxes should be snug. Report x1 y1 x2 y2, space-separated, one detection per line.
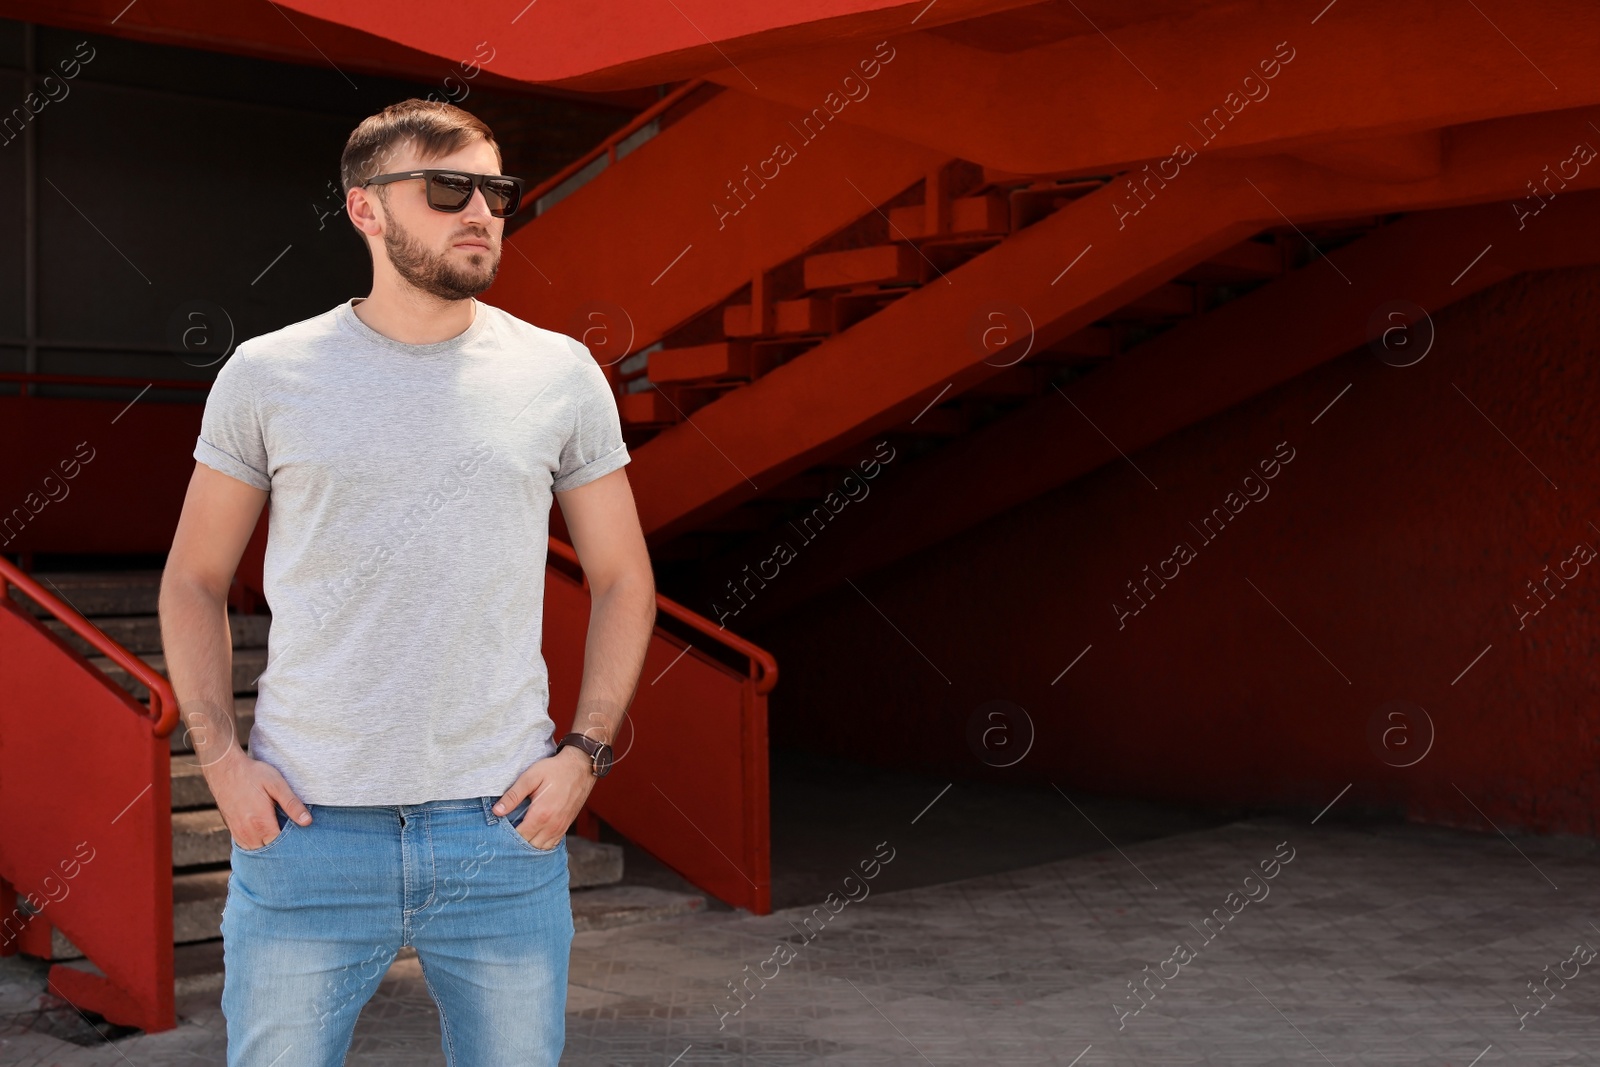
352 290 478 346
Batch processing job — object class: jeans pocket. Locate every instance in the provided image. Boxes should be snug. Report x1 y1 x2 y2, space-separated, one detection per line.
232 805 294 855
503 800 562 855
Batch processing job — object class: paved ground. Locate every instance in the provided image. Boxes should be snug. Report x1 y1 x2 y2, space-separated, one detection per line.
3 804 1597 1065
609 748 1241 912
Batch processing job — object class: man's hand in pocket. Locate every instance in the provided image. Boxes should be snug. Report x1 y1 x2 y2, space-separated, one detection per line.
206 746 312 849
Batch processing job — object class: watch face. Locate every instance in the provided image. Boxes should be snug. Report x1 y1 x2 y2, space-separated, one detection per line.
594 744 614 777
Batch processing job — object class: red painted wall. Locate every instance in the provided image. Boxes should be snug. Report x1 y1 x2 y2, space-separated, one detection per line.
757 264 1600 836
0 398 200 556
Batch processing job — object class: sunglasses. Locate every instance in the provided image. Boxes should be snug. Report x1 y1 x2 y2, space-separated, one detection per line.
362 169 526 218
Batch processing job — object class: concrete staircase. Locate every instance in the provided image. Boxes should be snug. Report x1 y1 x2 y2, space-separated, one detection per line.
9 570 703 991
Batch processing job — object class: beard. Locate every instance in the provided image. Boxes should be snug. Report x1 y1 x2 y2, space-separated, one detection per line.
382 208 499 301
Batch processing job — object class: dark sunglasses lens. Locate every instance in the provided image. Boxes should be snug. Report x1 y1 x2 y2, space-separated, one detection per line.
483 179 520 217
427 173 474 211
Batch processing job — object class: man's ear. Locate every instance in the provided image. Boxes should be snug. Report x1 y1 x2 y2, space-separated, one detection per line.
345 187 382 258
347 186 380 237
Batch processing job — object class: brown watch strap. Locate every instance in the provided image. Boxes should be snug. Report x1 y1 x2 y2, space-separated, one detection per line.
557 732 610 776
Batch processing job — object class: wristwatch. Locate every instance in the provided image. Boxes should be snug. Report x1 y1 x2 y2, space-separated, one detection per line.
556 732 614 778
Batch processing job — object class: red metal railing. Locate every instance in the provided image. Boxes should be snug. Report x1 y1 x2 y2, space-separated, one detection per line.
0 556 177 1032
543 535 774 914
0 557 179 734
547 536 777 695
519 79 714 215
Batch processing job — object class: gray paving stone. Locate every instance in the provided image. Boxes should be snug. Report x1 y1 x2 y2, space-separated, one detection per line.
3 815 1599 1064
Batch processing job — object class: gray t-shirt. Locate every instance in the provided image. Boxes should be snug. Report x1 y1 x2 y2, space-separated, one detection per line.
193 296 631 805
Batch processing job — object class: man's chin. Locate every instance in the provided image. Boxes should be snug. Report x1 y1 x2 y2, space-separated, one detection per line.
450 252 500 282
457 274 498 299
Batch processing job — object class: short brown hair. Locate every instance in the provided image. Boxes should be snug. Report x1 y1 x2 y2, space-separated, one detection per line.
339 99 502 200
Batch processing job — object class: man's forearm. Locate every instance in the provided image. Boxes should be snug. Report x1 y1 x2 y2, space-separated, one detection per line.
158 576 242 768
570 573 655 745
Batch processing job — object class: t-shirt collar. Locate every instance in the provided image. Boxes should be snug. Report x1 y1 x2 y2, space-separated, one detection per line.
337 296 487 354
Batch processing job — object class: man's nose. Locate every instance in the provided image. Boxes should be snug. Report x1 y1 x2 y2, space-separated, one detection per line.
459 186 495 226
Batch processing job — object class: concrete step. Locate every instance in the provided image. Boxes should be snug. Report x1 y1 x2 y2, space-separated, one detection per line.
173 869 231 943
87 648 267 701
172 809 234 867
175 939 226 997
42 612 269 657
571 885 705 932
568 835 625 888
170 758 217 809
10 571 163 616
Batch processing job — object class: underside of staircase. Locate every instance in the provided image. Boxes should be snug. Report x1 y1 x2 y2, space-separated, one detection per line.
527 128 1600 621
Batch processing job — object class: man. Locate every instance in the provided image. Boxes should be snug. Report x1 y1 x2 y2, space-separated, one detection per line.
158 99 656 1066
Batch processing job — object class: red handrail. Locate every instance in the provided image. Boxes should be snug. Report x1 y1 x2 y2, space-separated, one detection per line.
521 79 714 212
547 536 777 695
0 557 180 736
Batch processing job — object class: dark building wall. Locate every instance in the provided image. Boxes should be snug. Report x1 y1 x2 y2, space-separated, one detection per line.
0 17 630 394
756 264 1600 837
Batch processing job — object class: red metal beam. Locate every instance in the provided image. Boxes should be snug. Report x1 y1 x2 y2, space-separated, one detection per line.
704 0 1600 176
488 88 950 364
0 0 659 109
275 0 1035 90
0 0 1041 92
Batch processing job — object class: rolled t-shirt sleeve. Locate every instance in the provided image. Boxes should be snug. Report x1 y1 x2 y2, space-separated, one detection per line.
194 350 271 491
551 342 631 493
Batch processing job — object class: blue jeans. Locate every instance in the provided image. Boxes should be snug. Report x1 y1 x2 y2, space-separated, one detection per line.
221 794 573 1066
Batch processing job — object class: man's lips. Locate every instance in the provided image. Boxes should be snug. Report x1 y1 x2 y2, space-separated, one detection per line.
454 240 490 250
